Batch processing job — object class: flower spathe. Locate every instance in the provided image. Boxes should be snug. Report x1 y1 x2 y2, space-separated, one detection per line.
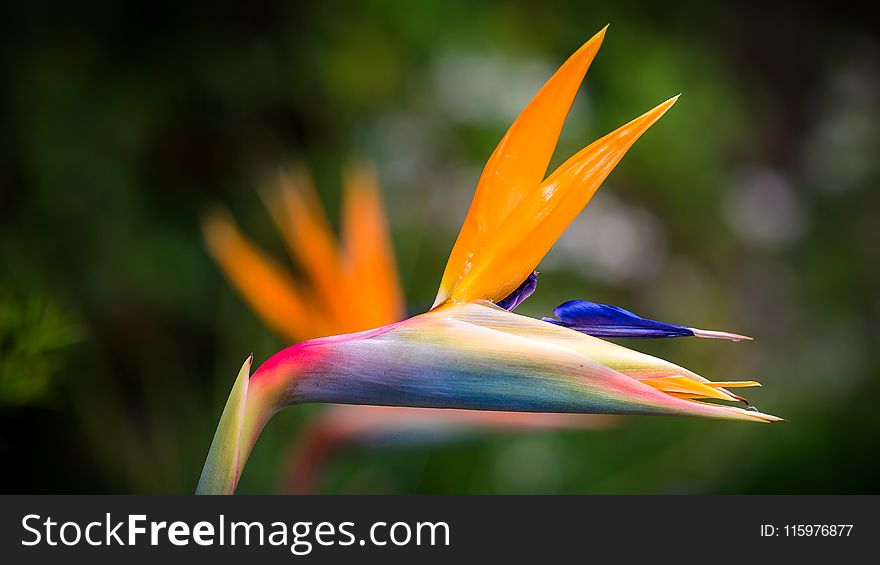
198 302 777 493
198 25 780 495
250 302 776 420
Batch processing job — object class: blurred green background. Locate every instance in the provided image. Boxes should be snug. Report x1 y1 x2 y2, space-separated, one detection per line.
2 0 878 493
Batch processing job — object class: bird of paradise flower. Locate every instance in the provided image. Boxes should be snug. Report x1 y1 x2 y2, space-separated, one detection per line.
198 26 780 495
203 164 614 493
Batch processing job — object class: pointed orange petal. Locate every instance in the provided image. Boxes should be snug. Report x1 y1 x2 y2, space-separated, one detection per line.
263 169 353 331
435 26 608 306
640 376 740 402
201 210 327 342
446 96 679 304
342 163 406 327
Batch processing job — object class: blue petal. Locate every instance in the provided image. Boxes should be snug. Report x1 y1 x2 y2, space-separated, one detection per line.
497 271 539 311
544 300 694 338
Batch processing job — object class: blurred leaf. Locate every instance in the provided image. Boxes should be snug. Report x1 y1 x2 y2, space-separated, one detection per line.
0 291 83 406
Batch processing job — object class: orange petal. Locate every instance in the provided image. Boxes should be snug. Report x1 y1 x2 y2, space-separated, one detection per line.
263 169 353 331
445 95 679 305
640 376 740 402
342 162 406 327
201 209 327 342
434 26 608 306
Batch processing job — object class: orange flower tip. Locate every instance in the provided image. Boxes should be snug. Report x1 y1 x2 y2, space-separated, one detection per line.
622 94 679 131
201 207 225 226
691 328 753 341
643 375 771 410
643 376 740 402
663 93 680 109
578 24 609 56
644 94 679 118
565 25 608 68
200 208 235 245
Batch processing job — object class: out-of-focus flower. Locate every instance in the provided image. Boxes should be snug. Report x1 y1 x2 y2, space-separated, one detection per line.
203 164 608 493
198 26 779 495
203 164 405 342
